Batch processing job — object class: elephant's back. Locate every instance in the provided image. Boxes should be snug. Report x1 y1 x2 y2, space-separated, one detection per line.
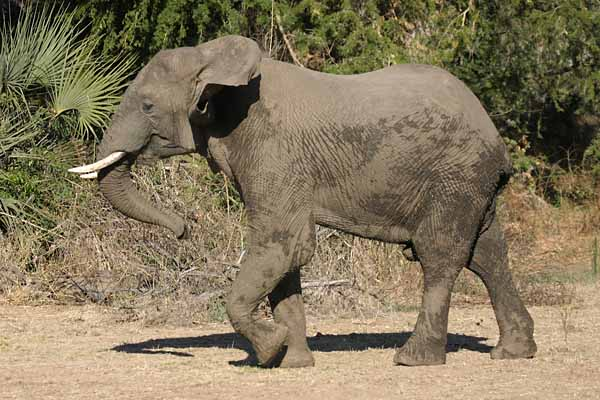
260 59 499 138
257 58 510 184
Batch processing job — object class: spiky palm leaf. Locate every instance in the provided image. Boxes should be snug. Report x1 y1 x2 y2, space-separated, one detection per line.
1 4 136 139
0 196 22 232
1 4 82 96
0 107 41 157
50 45 136 140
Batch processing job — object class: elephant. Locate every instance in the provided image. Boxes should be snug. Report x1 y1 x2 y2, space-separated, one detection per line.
70 35 537 368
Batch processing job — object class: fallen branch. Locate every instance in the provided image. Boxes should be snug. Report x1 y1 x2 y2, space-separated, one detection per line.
213 250 246 270
67 277 107 303
301 279 351 289
194 279 351 302
197 290 226 302
214 260 241 269
275 14 304 68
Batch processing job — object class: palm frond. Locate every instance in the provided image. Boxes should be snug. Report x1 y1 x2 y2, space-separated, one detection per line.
0 107 43 158
0 4 91 95
50 46 136 140
0 196 21 231
27 6 88 89
0 7 34 96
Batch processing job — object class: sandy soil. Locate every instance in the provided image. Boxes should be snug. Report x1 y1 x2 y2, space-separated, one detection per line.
1 285 599 400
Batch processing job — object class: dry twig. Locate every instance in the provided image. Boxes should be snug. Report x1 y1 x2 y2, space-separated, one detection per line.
301 279 351 289
275 14 304 68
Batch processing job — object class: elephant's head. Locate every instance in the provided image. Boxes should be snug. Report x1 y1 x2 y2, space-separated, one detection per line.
69 36 262 238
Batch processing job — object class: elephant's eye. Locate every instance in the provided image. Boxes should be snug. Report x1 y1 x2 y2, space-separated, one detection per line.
142 100 154 114
196 99 209 114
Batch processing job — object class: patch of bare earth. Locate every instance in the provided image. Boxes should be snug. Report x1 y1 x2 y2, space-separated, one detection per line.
1 283 599 400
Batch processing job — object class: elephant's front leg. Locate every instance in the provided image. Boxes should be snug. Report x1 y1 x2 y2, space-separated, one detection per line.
269 270 315 368
225 216 315 367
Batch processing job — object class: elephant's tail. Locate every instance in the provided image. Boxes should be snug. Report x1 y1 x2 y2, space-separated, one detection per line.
478 157 513 238
496 142 514 194
498 164 513 192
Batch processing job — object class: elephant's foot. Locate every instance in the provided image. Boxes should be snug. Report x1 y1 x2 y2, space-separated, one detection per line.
279 346 315 368
248 321 288 367
393 337 446 366
491 336 537 360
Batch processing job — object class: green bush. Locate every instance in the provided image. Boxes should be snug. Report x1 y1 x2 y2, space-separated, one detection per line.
70 0 273 62
449 1 600 162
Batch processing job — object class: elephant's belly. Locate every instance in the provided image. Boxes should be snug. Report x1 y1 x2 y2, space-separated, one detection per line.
313 195 415 244
315 214 412 244
312 160 427 244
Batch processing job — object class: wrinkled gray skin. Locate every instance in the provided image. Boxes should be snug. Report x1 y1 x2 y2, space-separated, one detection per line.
95 35 536 367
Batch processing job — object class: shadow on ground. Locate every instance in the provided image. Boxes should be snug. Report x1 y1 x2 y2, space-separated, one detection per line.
112 331 492 365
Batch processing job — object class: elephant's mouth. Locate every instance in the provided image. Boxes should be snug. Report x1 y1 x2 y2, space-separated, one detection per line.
137 137 192 163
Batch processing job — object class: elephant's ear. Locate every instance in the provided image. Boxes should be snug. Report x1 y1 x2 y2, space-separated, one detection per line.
186 36 262 122
196 35 262 88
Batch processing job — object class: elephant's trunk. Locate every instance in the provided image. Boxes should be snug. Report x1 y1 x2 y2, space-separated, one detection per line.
98 160 187 238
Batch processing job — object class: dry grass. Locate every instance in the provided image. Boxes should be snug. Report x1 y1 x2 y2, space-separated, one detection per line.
1 160 598 324
499 176 599 306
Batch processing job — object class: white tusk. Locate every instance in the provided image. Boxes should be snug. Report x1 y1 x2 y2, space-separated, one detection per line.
79 172 98 179
68 151 126 174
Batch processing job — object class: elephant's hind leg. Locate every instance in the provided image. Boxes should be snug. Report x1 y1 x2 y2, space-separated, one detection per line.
269 270 315 368
393 243 465 366
394 195 479 366
467 217 536 359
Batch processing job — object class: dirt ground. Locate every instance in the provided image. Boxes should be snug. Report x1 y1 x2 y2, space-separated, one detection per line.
1 284 599 400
